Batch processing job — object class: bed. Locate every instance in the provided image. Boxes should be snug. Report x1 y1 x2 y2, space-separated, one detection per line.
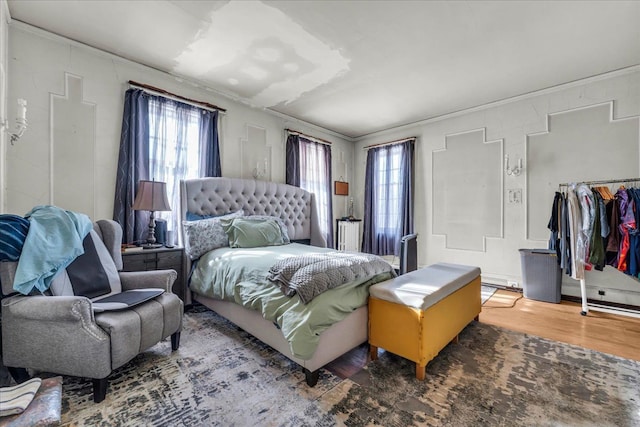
179 177 395 385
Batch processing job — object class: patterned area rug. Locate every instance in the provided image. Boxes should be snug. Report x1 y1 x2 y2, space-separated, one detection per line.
54 304 639 426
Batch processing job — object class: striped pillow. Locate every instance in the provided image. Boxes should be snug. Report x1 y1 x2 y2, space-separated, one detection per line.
0 214 30 261
0 377 41 417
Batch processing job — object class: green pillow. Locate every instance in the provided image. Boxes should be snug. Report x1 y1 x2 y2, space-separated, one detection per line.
220 217 286 248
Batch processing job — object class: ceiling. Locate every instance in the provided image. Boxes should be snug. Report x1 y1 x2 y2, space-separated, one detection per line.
7 1 640 139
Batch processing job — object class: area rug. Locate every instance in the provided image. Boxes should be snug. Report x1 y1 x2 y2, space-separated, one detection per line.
53 304 639 426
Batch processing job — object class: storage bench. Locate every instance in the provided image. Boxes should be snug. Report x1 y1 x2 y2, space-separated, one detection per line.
368 262 481 380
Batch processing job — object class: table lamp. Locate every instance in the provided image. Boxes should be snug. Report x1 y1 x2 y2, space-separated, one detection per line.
132 180 171 249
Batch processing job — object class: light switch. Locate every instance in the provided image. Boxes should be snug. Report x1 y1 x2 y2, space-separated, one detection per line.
508 189 522 204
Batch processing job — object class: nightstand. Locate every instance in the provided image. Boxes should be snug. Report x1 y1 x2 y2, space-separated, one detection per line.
121 247 186 302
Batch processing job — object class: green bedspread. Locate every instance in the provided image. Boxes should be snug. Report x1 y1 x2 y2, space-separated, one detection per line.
190 243 394 359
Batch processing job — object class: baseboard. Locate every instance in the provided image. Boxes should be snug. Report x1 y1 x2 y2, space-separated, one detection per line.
561 295 640 312
482 282 522 293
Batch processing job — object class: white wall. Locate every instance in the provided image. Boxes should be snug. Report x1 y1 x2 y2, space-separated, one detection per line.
3 22 354 243
0 0 9 211
354 68 640 306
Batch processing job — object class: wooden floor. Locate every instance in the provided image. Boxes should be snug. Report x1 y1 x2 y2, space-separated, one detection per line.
325 289 640 379
480 289 640 362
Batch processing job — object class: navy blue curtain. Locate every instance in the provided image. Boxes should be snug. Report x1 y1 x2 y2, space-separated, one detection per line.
200 110 221 177
362 139 414 255
285 134 301 187
113 89 150 244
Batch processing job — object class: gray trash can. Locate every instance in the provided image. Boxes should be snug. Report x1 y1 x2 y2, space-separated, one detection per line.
519 249 562 303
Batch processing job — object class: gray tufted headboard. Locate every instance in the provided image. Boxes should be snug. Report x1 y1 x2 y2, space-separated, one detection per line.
180 177 327 248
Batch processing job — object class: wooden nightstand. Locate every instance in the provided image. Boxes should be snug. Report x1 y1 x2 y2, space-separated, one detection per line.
121 246 186 302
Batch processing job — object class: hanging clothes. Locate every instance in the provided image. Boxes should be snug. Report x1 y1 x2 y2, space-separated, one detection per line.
560 192 571 276
589 191 606 271
606 192 621 266
628 188 640 277
553 179 640 320
566 184 585 280
616 188 635 273
548 191 562 253
576 184 595 271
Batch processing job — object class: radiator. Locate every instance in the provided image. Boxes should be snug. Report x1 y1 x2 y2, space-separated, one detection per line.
337 221 360 252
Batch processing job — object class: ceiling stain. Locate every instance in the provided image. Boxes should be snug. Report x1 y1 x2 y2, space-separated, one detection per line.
173 0 350 108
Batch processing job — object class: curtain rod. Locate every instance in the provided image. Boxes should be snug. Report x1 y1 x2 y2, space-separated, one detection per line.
128 80 227 113
558 177 640 187
363 136 416 150
285 129 332 145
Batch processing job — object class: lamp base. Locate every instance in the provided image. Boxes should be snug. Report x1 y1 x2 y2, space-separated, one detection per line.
141 243 163 250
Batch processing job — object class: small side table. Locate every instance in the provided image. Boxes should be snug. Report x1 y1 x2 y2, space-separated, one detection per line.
121 246 186 302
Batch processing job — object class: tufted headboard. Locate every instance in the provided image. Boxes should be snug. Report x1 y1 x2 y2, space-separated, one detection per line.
179 177 327 248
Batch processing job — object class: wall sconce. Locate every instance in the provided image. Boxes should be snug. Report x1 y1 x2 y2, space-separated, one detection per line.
1 99 28 145
505 155 523 177
253 158 267 180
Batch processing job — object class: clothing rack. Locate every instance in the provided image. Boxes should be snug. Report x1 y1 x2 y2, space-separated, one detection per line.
558 177 640 188
561 178 640 319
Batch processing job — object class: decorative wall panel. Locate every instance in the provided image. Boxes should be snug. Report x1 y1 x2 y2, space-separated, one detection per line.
240 124 272 181
433 128 503 251
526 102 639 240
51 73 96 217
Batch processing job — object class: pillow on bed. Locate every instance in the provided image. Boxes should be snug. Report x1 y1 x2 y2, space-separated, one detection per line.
185 211 213 221
220 217 287 248
182 210 243 260
245 215 290 244
185 211 230 221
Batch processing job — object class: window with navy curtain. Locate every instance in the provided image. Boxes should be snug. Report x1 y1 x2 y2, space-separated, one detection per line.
362 139 414 256
286 134 334 247
113 89 221 245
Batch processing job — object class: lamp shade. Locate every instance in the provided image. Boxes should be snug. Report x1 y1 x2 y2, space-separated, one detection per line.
132 180 171 212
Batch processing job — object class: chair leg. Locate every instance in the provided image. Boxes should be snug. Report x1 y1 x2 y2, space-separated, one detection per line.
8 367 30 383
93 378 108 403
171 331 181 351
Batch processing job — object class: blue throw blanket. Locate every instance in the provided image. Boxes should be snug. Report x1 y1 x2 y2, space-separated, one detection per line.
13 205 93 295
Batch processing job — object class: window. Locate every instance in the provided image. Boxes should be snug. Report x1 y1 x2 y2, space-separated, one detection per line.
299 141 332 243
286 134 333 247
148 98 203 237
113 88 220 246
362 139 414 255
375 145 404 235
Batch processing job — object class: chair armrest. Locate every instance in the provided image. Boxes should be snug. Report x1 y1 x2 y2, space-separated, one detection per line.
1 295 96 324
1 295 111 378
119 269 177 293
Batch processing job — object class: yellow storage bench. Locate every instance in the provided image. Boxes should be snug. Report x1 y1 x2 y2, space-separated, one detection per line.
368 263 481 380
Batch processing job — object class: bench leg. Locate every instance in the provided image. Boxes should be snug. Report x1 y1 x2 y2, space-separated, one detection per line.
369 345 378 361
416 363 426 380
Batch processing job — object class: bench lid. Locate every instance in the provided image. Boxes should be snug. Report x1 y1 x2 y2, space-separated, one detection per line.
369 263 480 310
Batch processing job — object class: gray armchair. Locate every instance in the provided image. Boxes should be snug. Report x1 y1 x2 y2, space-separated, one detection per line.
0 220 183 403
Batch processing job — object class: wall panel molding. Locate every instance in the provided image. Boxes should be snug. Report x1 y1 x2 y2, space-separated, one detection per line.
432 128 503 251
525 101 640 240
240 123 272 181
50 72 97 217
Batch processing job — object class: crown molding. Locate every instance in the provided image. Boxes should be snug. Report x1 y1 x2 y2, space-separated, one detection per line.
353 64 640 141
